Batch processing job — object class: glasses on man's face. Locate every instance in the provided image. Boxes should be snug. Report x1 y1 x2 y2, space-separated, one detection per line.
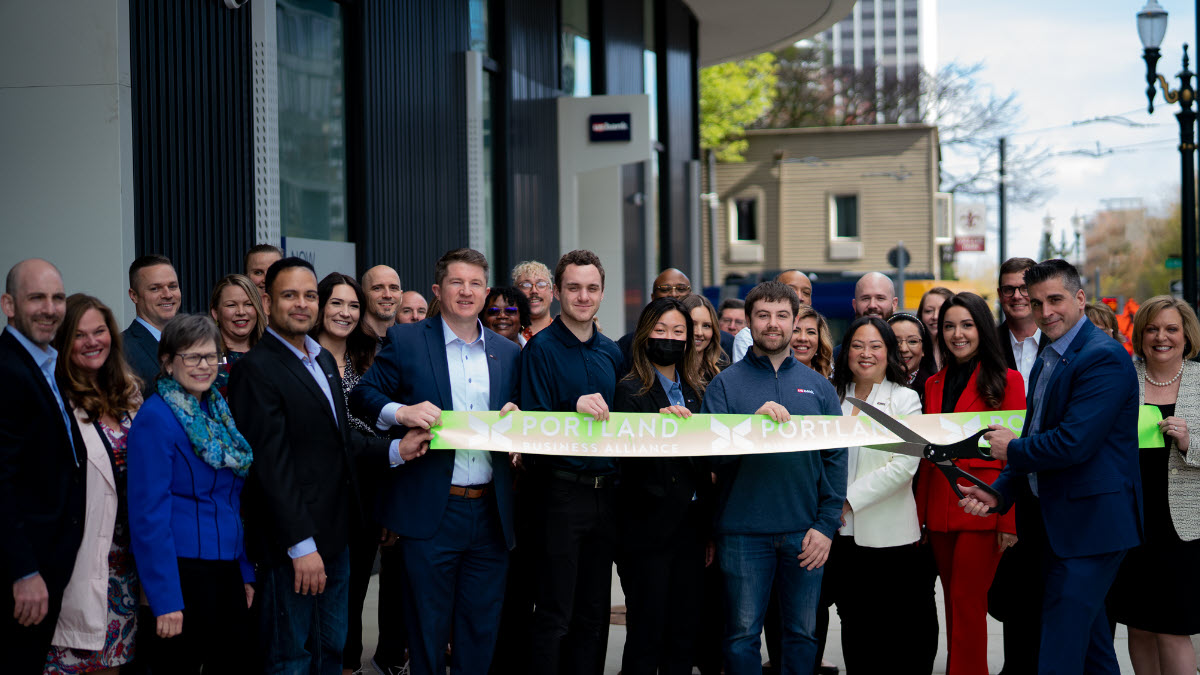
898 338 922 349
486 306 520 316
655 284 691 294
518 281 550 291
176 352 220 367
999 285 1029 298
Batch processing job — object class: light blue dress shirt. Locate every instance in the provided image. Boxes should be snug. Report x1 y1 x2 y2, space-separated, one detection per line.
135 316 163 342
376 319 493 486
6 325 77 466
266 327 402 559
1025 316 1090 497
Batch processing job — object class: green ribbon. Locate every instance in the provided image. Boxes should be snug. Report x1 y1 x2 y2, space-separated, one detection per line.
1139 404 1166 448
430 409 1028 458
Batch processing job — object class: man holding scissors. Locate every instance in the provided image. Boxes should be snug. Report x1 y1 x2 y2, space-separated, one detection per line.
960 259 1142 675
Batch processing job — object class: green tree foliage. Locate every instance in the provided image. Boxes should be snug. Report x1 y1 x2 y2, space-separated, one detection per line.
699 53 778 162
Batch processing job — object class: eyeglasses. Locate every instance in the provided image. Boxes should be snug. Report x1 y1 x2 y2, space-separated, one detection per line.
517 281 550 291
175 352 220 367
654 284 692 294
898 338 923 349
486 306 520 316
999 285 1029 298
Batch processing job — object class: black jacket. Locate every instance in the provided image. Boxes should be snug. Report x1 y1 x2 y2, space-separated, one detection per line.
228 332 391 568
614 375 712 551
0 329 85 588
122 319 161 397
996 320 1050 371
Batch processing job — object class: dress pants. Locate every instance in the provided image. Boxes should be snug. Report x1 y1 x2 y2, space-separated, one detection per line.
1 576 65 675
529 476 618 675
695 548 727 675
344 520 380 671
259 546 351 675
929 531 1003 675
1038 549 1125 675
619 504 706 675
400 491 508 675
491 475 539 675
719 532 823 675
832 536 927 675
991 494 1045 675
140 558 253 674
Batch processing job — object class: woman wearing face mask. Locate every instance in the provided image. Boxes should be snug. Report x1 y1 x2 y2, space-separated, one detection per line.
918 292 1025 675
825 316 924 673
615 297 711 675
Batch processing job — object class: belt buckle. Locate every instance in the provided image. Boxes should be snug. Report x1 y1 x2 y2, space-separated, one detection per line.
593 475 602 489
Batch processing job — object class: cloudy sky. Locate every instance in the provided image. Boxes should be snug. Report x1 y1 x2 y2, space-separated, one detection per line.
938 0 1192 278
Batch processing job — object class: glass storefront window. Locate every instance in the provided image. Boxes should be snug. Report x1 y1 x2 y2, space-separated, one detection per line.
470 0 489 56
562 0 591 96
277 0 346 242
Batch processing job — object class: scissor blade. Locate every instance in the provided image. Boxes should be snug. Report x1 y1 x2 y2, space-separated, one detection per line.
862 441 930 459
846 396 930 445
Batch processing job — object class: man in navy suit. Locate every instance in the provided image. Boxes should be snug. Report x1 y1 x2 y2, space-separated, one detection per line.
0 259 85 673
351 248 521 675
963 259 1142 675
121 254 180 394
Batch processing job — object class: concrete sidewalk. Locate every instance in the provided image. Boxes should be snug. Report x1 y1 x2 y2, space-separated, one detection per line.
356 565 1136 674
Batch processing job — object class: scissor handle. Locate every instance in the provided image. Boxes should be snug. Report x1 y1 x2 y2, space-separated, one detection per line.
926 429 994 463
933 460 1001 514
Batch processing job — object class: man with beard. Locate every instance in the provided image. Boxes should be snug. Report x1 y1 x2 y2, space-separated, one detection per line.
701 281 846 674
0 259 85 672
361 265 403 340
123 254 181 394
229 258 426 673
732 269 812 362
512 261 554 339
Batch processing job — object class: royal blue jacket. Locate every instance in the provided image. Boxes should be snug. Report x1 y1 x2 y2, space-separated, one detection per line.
127 394 253 617
701 351 847 537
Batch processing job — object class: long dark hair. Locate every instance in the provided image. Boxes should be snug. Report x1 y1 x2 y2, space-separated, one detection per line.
310 273 376 376
623 297 703 397
680 293 729 383
887 312 936 376
936 292 1008 409
831 316 908 400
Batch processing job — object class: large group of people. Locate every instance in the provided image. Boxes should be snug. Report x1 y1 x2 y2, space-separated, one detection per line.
0 244 1194 675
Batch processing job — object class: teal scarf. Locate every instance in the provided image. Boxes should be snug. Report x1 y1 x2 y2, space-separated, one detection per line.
158 377 254 478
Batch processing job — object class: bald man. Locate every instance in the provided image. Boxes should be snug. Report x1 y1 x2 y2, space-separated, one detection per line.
851 272 898 319
361 265 402 339
397 290 428 325
0 259 86 671
732 270 813 361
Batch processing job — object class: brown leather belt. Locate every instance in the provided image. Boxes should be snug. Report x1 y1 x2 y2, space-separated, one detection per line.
449 484 491 499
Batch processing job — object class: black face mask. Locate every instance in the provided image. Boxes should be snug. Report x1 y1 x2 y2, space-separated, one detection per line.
646 337 686 366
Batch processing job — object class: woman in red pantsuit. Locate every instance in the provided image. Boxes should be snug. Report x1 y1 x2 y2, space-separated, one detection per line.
918 292 1026 675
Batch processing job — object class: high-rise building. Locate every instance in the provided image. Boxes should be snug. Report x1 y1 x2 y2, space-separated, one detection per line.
819 0 938 122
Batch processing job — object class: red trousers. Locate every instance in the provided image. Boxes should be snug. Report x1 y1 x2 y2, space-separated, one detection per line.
929 530 1003 675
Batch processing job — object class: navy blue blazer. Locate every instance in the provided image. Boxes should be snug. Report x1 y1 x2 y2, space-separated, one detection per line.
122 320 161 396
993 318 1143 558
127 394 253 616
0 329 85 587
350 318 521 549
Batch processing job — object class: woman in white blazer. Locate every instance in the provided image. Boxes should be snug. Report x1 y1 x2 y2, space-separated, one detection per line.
826 316 924 674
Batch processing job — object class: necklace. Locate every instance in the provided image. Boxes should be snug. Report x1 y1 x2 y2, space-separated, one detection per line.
1145 362 1185 387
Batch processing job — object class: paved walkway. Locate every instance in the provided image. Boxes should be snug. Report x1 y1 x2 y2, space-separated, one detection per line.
357 565 1138 674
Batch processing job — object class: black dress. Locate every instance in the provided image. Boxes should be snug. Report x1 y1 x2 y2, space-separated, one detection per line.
1108 403 1200 635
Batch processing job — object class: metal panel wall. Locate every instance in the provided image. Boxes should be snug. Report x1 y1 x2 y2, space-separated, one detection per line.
502 0 561 275
346 0 470 293
657 0 699 269
130 0 254 313
596 0 645 96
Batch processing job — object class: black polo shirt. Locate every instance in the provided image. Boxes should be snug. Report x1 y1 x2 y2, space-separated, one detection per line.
519 316 623 475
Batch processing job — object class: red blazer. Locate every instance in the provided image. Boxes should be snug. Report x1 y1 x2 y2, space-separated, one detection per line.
917 364 1025 534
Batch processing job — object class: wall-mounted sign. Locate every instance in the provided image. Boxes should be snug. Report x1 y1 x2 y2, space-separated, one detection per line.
954 202 987 252
283 237 357 280
589 113 632 142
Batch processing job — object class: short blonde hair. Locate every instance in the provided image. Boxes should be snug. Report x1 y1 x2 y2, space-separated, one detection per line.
511 260 551 284
1132 295 1200 360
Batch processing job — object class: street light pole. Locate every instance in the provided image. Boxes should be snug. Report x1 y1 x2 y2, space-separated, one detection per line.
1139 0 1199 309
998 137 1007 268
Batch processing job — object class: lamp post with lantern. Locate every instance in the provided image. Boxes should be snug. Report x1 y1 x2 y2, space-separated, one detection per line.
1138 0 1198 309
